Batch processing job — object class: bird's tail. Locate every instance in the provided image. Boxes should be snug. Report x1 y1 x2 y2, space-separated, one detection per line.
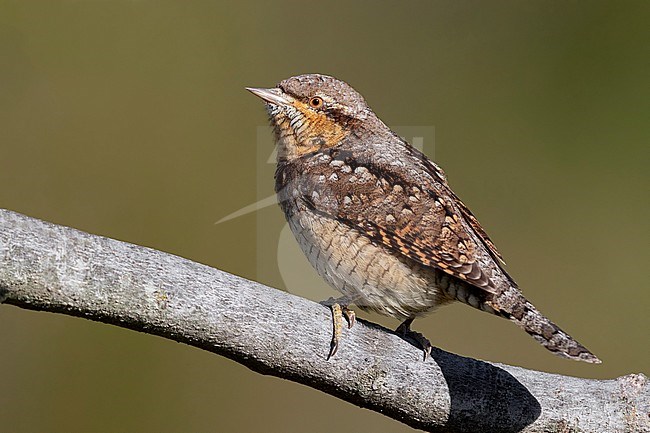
486 286 601 364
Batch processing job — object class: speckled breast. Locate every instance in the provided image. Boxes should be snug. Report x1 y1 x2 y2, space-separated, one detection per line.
281 204 455 321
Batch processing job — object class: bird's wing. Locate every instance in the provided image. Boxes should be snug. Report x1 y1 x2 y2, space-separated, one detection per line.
406 142 508 266
450 192 507 263
282 153 501 293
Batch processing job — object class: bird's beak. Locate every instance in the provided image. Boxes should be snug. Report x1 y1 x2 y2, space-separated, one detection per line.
246 87 292 107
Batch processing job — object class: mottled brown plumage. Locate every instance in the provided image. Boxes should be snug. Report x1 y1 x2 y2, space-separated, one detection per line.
247 74 601 363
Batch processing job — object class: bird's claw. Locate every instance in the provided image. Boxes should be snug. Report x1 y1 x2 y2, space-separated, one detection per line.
321 298 355 360
396 318 432 361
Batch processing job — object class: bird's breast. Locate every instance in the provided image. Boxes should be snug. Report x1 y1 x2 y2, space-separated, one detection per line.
279 201 454 321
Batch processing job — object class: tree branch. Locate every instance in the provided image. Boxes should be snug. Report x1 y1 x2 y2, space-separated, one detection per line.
0 209 647 432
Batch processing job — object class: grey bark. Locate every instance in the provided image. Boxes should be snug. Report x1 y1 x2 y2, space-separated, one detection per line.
0 209 647 433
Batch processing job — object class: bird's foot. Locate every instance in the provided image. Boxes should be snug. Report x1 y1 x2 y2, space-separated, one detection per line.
396 318 432 361
320 297 355 360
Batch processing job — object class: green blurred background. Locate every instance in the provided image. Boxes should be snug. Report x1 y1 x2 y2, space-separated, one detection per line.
1 1 648 432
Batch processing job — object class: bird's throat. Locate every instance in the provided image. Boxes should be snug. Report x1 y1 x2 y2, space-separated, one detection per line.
268 105 350 162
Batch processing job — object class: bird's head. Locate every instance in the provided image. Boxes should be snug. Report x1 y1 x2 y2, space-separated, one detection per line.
247 74 374 161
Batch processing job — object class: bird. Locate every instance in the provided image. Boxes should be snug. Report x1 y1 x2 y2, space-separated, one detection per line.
246 73 601 364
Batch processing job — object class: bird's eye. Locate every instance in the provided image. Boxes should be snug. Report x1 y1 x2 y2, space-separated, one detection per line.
308 97 324 108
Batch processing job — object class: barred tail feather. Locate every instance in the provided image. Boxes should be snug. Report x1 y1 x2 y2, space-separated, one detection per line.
489 287 601 364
